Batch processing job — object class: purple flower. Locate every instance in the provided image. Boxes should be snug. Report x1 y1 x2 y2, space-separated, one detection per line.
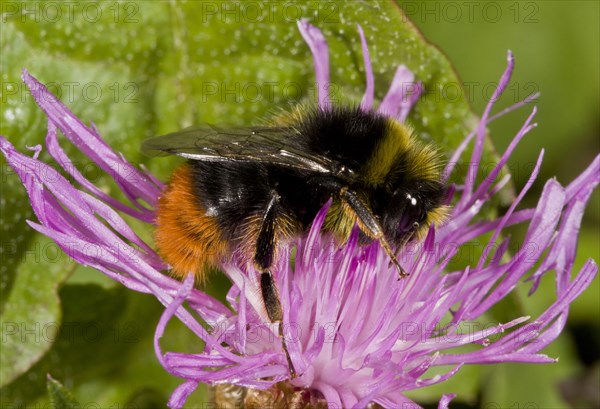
1 20 598 409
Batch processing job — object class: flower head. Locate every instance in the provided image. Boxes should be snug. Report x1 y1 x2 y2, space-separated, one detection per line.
1 21 598 409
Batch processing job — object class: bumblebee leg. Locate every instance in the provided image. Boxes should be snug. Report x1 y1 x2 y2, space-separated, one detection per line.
339 187 408 279
254 192 298 378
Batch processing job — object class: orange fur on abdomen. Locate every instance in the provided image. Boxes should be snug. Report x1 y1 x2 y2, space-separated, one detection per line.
154 164 227 282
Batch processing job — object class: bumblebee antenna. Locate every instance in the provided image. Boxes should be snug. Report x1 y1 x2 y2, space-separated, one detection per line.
340 188 409 279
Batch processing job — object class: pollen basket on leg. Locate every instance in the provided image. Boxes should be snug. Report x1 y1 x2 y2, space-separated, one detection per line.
154 164 227 282
236 211 298 272
323 199 357 242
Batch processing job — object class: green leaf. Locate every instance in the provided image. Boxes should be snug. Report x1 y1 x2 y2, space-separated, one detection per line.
47 374 79 409
0 284 200 407
0 236 74 387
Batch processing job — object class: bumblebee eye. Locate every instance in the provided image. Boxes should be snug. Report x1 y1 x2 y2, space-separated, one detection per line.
393 192 424 234
406 193 418 206
405 193 427 225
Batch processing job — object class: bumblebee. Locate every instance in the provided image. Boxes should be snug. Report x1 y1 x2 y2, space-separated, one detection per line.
143 106 447 376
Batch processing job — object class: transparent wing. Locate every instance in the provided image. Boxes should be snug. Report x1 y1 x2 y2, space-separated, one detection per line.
142 125 334 173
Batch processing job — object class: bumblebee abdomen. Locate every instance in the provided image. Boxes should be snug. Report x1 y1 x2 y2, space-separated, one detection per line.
154 164 227 281
189 160 322 237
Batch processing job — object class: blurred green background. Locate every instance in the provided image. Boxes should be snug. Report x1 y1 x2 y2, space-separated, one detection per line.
1 1 598 408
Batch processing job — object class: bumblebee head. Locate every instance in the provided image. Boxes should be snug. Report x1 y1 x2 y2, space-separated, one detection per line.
376 180 448 245
365 118 449 245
